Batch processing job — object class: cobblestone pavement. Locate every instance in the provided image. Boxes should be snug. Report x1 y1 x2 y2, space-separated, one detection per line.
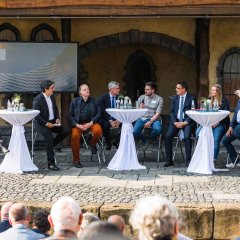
0 143 239 205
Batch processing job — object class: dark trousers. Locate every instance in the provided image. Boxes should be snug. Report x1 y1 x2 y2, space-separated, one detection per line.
100 119 120 145
35 122 68 165
165 123 194 164
222 124 240 163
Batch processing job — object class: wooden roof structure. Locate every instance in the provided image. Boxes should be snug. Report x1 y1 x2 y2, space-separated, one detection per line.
0 0 240 17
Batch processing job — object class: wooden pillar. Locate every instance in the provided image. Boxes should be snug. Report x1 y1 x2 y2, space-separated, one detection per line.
61 19 71 146
195 18 210 100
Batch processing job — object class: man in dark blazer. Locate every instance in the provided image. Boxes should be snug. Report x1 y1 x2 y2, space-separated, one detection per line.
98 81 121 150
33 80 68 171
164 82 197 167
0 202 14 233
222 98 240 168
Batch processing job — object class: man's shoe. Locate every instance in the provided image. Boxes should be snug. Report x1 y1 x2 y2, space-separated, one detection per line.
91 146 97 155
48 164 59 171
164 161 174 167
112 141 119 149
74 162 83 168
226 162 240 168
106 143 112 151
0 146 9 154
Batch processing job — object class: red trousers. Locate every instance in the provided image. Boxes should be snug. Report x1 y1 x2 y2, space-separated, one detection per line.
71 123 103 162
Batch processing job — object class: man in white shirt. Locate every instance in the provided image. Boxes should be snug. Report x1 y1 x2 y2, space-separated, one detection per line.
33 80 68 171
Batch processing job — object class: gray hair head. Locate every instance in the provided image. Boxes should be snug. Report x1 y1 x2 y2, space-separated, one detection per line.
9 203 29 223
50 196 81 232
81 212 100 230
129 196 180 240
108 81 119 90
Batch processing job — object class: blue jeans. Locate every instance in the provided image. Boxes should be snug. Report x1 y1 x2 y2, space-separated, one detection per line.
196 124 226 160
222 124 240 163
133 118 162 143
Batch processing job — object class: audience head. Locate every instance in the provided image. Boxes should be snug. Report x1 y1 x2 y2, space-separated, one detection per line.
79 84 90 99
129 196 180 240
108 215 125 233
48 196 82 234
81 212 99 230
145 82 157 96
108 81 120 96
32 209 50 234
210 84 222 104
9 203 30 226
40 80 55 93
79 221 126 240
176 82 188 96
0 201 14 220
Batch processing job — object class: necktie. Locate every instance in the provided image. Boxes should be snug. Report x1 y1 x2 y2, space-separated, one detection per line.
179 96 184 122
111 96 115 108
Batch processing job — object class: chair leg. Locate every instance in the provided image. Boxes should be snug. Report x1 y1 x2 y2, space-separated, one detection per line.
172 137 179 161
179 141 185 161
233 154 239 168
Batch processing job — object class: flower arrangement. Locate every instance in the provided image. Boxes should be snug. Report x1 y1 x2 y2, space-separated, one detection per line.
200 97 212 111
11 94 22 104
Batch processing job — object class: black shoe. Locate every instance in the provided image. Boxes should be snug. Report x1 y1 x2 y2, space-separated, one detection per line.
74 162 83 168
112 142 119 149
48 164 59 171
91 146 97 154
164 161 173 167
106 143 112 151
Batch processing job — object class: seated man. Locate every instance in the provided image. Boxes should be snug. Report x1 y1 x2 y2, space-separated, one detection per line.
222 95 240 168
69 84 103 168
0 202 14 233
133 82 163 146
164 81 196 167
33 80 69 171
98 81 121 150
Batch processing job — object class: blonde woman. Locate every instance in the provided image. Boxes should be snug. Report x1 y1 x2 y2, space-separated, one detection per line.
196 84 230 161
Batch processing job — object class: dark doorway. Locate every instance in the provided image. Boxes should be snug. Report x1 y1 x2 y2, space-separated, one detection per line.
124 49 156 101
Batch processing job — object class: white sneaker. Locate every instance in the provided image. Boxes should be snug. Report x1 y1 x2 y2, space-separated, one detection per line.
226 163 234 168
236 163 240 167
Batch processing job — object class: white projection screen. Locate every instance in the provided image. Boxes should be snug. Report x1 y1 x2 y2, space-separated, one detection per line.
0 42 79 93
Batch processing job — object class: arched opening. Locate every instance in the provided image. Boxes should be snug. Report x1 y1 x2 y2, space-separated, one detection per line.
124 49 156 101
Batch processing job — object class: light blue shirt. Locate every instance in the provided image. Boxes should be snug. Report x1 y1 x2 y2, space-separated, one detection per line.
177 92 187 120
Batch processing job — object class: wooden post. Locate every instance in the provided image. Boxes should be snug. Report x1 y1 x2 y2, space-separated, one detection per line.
61 19 71 146
195 18 210 101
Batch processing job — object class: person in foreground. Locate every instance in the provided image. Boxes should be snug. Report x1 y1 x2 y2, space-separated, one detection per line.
0 201 14 233
108 215 125 233
32 209 50 237
69 84 103 168
45 196 83 240
98 81 121 150
133 82 163 147
222 91 240 168
164 82 196 167
33 80 68 171
0 203 44 240
196 84 230 161
129 195 191 240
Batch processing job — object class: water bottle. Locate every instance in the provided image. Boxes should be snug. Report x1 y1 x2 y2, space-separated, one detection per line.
191 100 195 110
7 100 11 110
128 99 132 109
120 99 124 109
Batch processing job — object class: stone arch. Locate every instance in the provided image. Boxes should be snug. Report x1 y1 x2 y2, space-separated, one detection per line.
30 23 58 41
0 23 20 41
123 49 157 99
79 29 195 61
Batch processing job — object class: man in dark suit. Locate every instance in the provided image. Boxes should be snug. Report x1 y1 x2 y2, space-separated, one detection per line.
0 202 14 233
164 82 197 167
33 80 68 171
222 98 240 168
98 81 121 150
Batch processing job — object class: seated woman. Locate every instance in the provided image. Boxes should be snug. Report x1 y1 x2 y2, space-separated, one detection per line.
196 84 230 161
69 84 103 168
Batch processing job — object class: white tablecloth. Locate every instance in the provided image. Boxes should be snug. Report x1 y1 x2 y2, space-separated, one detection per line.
186 110 230 174
106 108 148 171
0 109 40 174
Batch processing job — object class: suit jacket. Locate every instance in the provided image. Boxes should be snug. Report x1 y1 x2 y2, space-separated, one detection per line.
0 223 44 240
33 93 60 126
0 220 11 233
230 99 240 129
98 93 118 122
218 95 230 130
69 96 101 127
169 92 197 124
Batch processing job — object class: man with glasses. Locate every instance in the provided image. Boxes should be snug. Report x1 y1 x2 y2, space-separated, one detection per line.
164 81 196 167
98 81 121 150
133 82 163 147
